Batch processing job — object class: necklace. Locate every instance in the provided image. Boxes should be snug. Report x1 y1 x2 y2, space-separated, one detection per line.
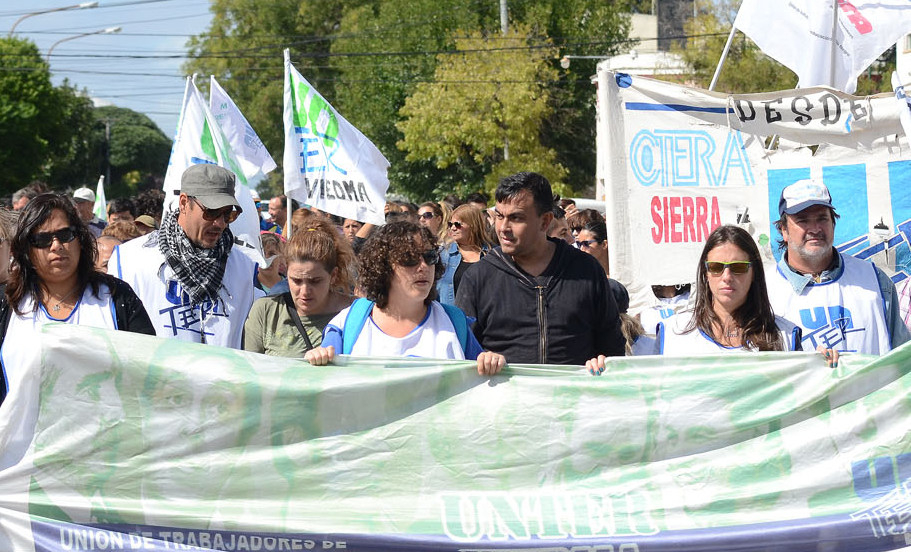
44 286 81 313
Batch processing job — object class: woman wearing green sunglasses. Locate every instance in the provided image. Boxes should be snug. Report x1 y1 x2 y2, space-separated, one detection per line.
654 225 837 366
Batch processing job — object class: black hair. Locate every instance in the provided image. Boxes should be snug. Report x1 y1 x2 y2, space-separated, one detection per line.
494 172 554 216
108 197 137 217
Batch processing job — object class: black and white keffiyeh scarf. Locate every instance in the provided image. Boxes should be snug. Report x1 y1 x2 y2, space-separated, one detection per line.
158 209 233 305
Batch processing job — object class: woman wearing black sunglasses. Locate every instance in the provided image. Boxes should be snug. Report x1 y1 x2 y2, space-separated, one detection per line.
305 221 505 375
0 194 155 404
437 204 495 306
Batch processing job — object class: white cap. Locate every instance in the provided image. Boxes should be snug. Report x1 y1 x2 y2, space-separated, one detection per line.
73 187 95 203
250 189 261 202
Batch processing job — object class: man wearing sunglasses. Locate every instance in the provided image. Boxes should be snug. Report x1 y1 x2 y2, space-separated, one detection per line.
109 164 262 348
767 179 909 354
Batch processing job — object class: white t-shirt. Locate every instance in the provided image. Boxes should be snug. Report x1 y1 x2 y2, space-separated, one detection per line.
325 302 466 359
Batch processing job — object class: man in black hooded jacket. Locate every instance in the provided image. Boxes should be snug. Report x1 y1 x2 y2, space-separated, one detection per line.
456 172 625 366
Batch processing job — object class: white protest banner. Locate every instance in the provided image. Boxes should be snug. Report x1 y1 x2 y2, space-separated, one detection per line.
595 70 911 315
209 76 277 180
3 323 911 551
283 49 388 225
734 0 911 93
93 175 107 222
162 76 264 265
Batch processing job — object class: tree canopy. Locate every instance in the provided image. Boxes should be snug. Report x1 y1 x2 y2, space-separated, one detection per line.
0 38 61 192
397 25 567 197
183 0 636 200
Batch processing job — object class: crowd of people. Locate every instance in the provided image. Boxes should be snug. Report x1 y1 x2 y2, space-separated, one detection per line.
0 166 907 405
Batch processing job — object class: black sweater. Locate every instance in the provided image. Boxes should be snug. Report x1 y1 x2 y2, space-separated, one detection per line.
456 238 625 365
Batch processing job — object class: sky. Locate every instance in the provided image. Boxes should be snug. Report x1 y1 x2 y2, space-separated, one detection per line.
0 0 214 137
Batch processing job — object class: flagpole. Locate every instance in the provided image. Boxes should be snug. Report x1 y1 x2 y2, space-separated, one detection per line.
709 24 737 91
829 0 838 88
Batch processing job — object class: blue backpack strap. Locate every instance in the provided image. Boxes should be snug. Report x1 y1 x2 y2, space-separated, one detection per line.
440 303 469 355
342 298 375 355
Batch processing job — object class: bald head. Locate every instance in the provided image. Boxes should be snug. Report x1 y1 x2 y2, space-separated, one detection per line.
96 236 122 273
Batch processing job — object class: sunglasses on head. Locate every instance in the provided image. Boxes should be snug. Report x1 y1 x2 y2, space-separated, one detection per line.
400 249 440 267
29 227 78 249
418 212 437 220
190 197 240 223
447 221 464 230
705 261 752 275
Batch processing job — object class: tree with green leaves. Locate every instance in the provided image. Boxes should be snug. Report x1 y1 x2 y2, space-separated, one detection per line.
0 37 61 193
184 0 635 200
397 25 568 197
43 82 104 191
93 106 171 198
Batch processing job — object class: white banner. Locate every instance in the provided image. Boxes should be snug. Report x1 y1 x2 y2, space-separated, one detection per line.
283 49 388 225
209 76 277 180
596 71 911 314
734 0 911 93
162 77 264 265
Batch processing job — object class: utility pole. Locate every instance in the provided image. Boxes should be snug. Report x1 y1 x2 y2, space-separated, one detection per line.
500 0 508 35
500 0 510 161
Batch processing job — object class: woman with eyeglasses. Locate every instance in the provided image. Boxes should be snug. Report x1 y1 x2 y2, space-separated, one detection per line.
305 221 505 375
436 205 496 305
244 219 354 357
0 194 155 404
589 225 837 374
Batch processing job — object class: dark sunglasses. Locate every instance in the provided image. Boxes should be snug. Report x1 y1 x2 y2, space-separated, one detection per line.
400 249 440 267
447 221 464 230
575 239 599 248
190 197 240 223
418 212 437 220
705 261 752 275
29 227 78 249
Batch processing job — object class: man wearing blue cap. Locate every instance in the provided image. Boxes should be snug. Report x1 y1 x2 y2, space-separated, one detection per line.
767 179 909 354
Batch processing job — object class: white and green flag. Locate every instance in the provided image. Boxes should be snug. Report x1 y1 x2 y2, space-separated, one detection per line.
209 76 276 180
2 324 911 551
162 76 264 264
283 49 388 225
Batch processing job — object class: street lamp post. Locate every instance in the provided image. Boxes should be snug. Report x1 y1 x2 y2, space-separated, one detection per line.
8 2 99 37
46 26 121 62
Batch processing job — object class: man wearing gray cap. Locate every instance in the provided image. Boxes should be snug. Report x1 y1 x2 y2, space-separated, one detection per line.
109 164 262 348
766 178 909 354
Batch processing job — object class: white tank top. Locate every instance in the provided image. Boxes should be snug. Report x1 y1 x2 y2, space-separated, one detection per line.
659 311 800 354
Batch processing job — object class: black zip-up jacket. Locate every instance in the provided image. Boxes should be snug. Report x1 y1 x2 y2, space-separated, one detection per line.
455 238 625 365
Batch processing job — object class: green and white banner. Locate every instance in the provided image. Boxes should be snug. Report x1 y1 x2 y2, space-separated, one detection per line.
283 49 388 225
2 324 911 551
